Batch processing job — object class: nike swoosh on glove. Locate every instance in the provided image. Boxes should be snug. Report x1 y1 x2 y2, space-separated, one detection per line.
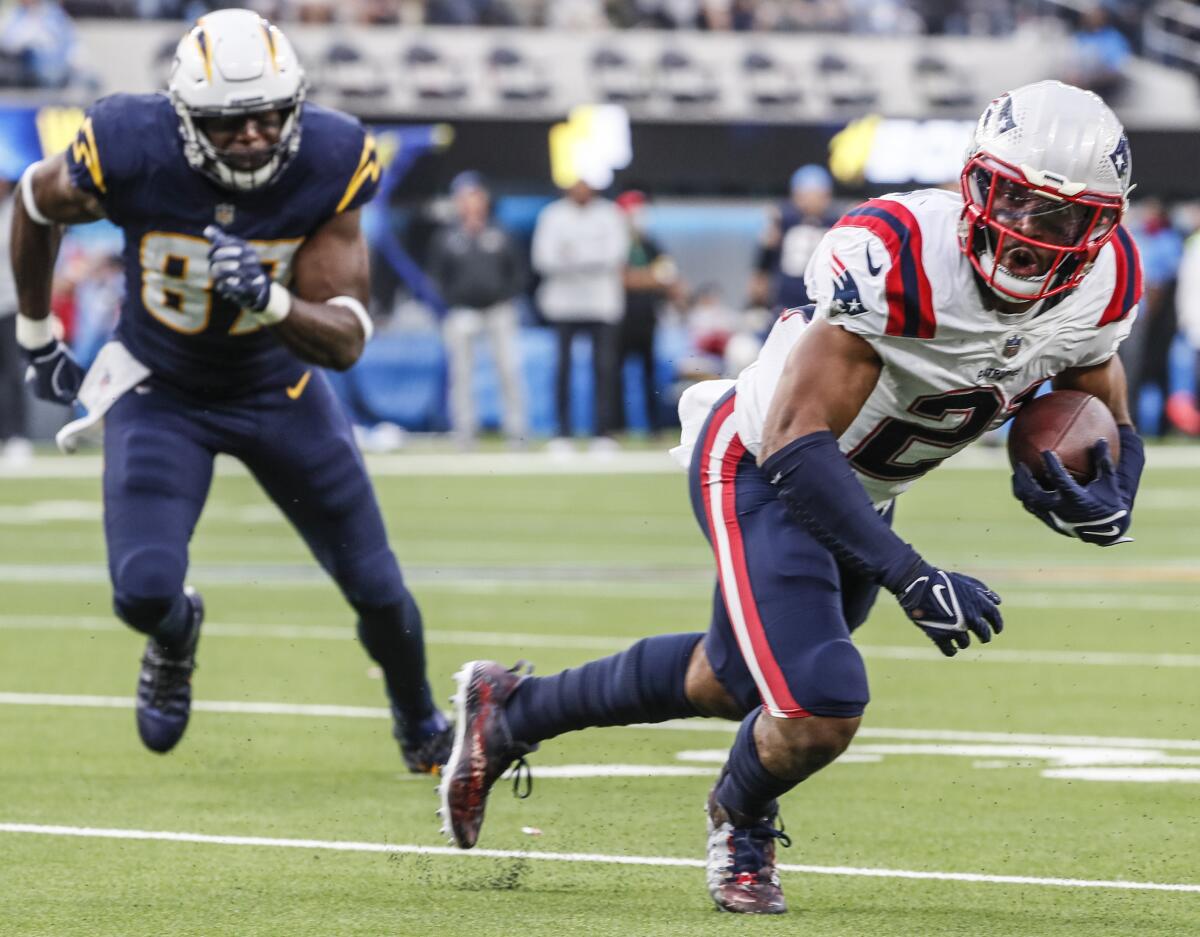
204 224 271 311
896 565 1003 657
23 339 84 405
1011 439 1132 546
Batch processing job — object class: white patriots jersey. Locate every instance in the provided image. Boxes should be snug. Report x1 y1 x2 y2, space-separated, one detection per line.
734 188 1142 506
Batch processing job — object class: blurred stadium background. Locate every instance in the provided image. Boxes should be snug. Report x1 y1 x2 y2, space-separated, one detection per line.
3 0 1200 449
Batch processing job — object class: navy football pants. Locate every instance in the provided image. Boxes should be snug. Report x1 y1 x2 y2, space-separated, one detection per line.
103 371 408 617
689 391 879 719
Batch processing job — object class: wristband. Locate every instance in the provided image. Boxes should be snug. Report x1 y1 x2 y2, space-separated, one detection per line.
20 160 51 226
15 314 55 350
253 281 292 326
760 430 923 592
1116 424 1145 509
327 295 374 342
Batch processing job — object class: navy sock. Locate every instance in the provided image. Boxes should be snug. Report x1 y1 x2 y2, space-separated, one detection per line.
505 632 703 746
114 591 195 654
356 591 436 730
715 710 796 820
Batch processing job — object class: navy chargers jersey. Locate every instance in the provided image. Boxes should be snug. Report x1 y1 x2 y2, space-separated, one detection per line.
759 202 838 312
66 93 381 396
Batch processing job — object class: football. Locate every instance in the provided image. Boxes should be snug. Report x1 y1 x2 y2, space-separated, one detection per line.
1007 390 1120 484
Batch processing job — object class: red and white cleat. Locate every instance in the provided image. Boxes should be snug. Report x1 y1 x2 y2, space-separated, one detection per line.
438 660 534 849
705 781 791 914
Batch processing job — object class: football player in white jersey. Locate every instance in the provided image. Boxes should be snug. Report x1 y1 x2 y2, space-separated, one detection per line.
435 81 1146 915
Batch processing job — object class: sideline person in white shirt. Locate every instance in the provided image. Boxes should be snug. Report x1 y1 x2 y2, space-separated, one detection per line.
532 179 629 450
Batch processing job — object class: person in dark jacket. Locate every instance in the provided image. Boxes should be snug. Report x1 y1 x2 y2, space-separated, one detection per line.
614 189 683 434
428 171 528 446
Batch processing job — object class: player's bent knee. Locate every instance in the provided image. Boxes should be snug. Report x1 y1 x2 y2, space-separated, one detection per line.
793 637 870 718
111 546 186 631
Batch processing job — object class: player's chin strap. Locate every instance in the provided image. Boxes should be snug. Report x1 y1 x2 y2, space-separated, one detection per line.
20 160 52 226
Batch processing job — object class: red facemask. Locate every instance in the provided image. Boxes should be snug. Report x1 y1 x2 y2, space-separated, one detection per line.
959 153 1124 302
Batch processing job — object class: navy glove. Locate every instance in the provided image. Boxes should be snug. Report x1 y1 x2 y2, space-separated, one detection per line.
1012 439 1132 546
22 339 84 405
205 225 270 311
895 564 1003 657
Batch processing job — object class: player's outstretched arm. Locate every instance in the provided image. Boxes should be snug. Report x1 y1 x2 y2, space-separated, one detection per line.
758 320 1003 656
1013 356 1145 546
205 208 372 371
11 154 105 403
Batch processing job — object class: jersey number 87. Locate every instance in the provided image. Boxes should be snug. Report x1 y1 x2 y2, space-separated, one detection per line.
139 231 301 336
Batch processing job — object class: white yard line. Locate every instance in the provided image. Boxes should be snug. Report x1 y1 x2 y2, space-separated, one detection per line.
0 822 1195 893
1 565 1198 607
3 443 1200 479
2 691 1199 755
2 614 1200 667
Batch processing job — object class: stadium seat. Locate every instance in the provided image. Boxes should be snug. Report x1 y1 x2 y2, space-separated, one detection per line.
403 43 468 102
817 52 878 108
591 46 651 104
321 42 390 103
913 54 975 110
657 48 720 106
487 45 551 103
742 50 802 108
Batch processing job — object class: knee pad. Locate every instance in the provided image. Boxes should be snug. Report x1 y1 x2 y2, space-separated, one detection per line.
111 545 186 631
795 637 869 718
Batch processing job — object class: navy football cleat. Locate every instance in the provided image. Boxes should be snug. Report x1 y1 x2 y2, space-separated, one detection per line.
705 775 791 914
135 587 203 754
396 709 455 775
438 660 535 848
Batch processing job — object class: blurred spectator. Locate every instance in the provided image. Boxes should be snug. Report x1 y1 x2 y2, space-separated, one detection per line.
428 171 528 448
750 163 837 313
545 0 607 27
1121 199 1183 436
532 178 629 450
614 190 683 435
0 181 31 464
0 0 78 89
426 0 518 25
71 252 123 367
1170 225 1200 436
1062 5 1131 102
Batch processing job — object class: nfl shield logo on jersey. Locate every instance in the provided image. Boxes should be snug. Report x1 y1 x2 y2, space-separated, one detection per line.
215 203 236 226
1003 334 1022 358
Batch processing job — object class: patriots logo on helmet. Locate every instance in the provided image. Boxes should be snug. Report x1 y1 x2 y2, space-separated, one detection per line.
829 251 865 316
994 95 1016 134
1108 134 1130 180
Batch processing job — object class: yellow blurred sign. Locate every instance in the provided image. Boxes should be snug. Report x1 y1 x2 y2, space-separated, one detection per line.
549 105 631 190
828 114 880 187
35 106 87 158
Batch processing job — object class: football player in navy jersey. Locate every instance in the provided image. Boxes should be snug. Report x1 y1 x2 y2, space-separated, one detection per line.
11 8 452 771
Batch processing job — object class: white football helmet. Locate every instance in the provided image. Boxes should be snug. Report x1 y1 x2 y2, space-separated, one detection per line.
169 9 306 191
959 80 1131 302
